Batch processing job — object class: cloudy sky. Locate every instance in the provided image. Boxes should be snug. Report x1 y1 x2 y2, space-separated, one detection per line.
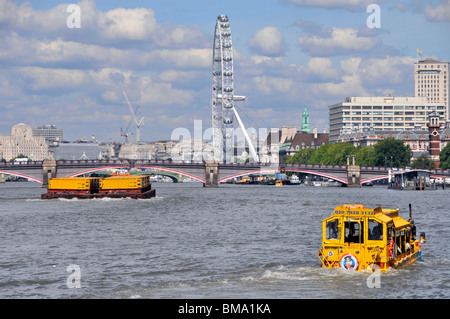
0 0 449 142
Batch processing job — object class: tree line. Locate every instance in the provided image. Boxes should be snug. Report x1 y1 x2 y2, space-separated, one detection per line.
286 137 450 170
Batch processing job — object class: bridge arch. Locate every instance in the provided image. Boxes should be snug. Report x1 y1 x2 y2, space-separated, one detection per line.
218 168 348 184
360 175 389 184
66 166 206 184
282 168 348 184
137 166 205 183
0 170 43 184
218 169 278 183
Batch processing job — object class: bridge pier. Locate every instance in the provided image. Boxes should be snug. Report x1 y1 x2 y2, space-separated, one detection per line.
204 162 218 188
346 155 361 188
42 159 57 187
347 165 361 187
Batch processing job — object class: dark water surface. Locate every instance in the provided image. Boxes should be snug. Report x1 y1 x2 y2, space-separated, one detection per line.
0 182 448 299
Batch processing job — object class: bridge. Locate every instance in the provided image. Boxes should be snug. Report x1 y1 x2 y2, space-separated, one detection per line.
2 159 450 187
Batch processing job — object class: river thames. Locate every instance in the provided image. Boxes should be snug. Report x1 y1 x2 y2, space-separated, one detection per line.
0 181 448 299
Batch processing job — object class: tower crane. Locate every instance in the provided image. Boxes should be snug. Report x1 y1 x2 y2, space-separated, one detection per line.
122 88 144 143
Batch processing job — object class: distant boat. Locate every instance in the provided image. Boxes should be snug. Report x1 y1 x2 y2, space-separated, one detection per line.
289 174 300 185
307 180 341 187
235 176 250 184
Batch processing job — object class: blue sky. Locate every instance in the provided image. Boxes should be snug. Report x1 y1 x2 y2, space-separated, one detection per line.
1 0 449 142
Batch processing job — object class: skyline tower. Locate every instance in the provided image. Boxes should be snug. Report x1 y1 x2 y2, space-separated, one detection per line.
414 58 449 121
302 105 310 133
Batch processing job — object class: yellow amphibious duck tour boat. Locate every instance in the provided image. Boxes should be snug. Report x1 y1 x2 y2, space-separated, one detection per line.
318 204 425 272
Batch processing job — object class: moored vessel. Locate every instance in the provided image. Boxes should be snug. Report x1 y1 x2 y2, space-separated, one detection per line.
41 175 155 199
318 204 425 272
288 174 300 185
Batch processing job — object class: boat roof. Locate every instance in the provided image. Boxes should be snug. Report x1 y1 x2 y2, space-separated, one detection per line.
327 204 411 229
390 169 431 177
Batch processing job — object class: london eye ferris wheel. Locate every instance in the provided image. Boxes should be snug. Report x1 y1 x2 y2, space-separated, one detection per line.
211 15 258 163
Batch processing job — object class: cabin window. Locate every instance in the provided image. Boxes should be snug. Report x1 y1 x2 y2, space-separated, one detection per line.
368 219 383 240
344 221 364 244
387 226 393 242
396 230 405 255
406 229 411 252
326 219 340 240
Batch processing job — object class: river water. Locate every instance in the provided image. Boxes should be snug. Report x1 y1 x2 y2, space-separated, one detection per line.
0 181 448 299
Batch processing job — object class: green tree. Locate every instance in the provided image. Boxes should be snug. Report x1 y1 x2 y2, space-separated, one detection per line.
410 154 436 169
355 146 376 167
308 142 356 165
439 143 450 170
373 138 411 167
286 148 316 164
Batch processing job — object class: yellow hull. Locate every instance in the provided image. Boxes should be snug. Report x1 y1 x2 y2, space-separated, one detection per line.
318 204 424 272
318 248 419 272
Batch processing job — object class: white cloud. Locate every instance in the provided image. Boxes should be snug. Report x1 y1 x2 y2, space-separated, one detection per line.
0 0 208 48
149 49 211 68
281 0 376 11
0 0 67 34
252 76 293 95
424 0 450 22
306 57 340 80
298 27 379 56
19 67 88 92
356 56 416 87
248 26 287 57
313 74 368 97
307 55 415 99
339 57 362 74
97 7 158 40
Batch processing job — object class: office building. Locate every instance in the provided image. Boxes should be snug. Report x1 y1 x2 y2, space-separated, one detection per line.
32 124 63 144
329 96 446 143
414 58 449 120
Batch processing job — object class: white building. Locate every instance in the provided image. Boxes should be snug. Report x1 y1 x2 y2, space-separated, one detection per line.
0 123 51 161
414 58 449 120
329 96 446 143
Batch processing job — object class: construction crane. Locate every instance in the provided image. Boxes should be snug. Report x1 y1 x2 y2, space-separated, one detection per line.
122 88 144 143
120 105 140 143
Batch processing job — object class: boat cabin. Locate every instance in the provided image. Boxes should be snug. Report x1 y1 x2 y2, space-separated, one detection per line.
318 204 424 272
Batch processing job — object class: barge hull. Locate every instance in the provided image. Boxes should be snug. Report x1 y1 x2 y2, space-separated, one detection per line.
41 189 156 199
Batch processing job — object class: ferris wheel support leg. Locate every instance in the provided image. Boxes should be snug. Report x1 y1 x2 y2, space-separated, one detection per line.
232 107 259 163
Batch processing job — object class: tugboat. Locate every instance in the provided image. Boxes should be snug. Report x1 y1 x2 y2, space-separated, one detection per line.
41 175 155 199
318 204 425 272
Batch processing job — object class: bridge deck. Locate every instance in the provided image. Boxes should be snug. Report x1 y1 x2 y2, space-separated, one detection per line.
1 160 449 185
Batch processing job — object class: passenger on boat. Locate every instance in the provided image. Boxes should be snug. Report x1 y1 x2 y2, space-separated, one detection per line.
388 238 394 260
345 221 363 243
415 240 422 261
327 220 339 239
368 222 383 240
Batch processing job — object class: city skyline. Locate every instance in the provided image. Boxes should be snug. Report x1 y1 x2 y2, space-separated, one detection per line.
0 0 449 142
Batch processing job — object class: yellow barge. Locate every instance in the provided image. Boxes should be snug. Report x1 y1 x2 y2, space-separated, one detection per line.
318 204 425 272
41 175 155 199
